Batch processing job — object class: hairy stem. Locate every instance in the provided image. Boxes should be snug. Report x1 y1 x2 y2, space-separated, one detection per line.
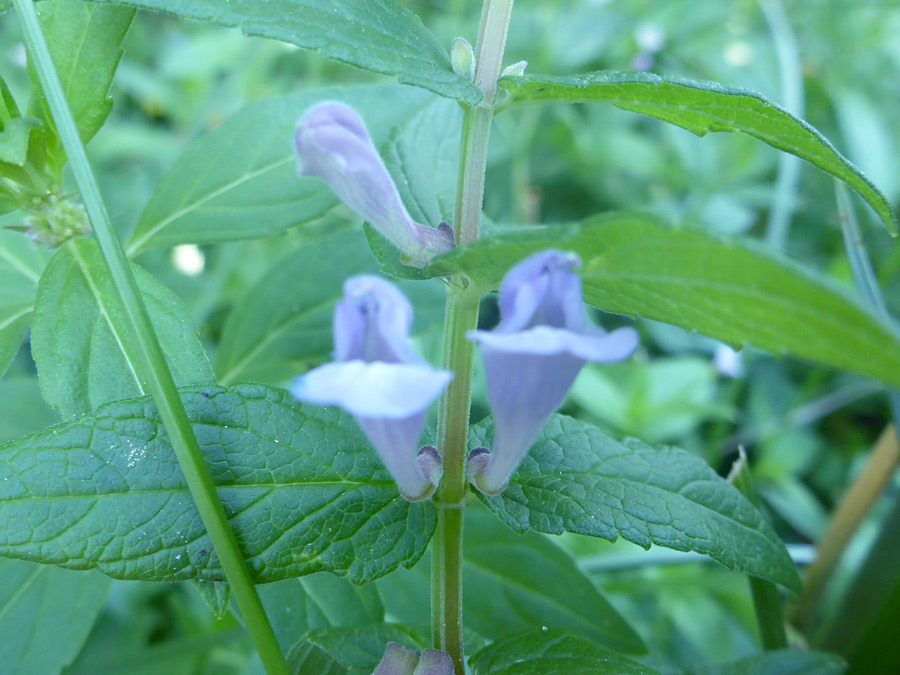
433 1 515 672
12 2 287 672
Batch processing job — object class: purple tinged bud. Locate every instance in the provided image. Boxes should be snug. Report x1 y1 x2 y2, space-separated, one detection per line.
294 102 455 268
373 643 419 675
467 250 639 495
292 275 452 502
465 447 491 482
413 650 454 675
373 643 454 675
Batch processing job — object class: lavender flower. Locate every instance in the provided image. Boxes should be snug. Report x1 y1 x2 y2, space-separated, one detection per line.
292 275 452 502
467 250 640 495
294 102 455 267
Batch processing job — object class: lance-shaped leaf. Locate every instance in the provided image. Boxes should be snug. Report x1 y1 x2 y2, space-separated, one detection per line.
30 1 135 147
0 384 436 584
0 559 111 675
498 72 897 234
126 86 430 254
427 213 900 390
470 414 801 593
31 239 215 418
84 0 480 104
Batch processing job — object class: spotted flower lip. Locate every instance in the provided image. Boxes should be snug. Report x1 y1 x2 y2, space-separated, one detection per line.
291 275 451 502
467 250 639 496
294 101 455 268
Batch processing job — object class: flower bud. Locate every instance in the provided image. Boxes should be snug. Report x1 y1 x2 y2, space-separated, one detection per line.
294 102 454 268
500 60 528 78
451 37 476 82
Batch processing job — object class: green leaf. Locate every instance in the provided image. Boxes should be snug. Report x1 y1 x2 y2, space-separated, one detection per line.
288 624 423 675
427 213 900 390
126 85 430 254
29 0 135 167
66 627 248 675
86 0 479 104
259 571 385 651
216 229 378 386
0 230 51 380
498 72 897 234
31 238 215 417
569 357 731 443
385 97 460 229
0 117 41 166
192 579 230 620
469 630 659 675
463 506 645 653
471 415 801 593
0 384 435 584
367 97 462 279
0 558 111 675
216 228 445 385
686 649 845 675
0 377 58 444
0 75 19 123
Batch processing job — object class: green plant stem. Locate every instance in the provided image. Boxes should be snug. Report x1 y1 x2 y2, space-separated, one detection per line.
433 288 480 670
835 180 900 441
729 450 788 650
432 2 515 672
760 0 804 251
11 2 288 673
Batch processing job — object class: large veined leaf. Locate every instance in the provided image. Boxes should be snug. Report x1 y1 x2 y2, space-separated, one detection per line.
216 228 445 386
0 230 50 379
471 415 801 593
31 0 135 148
31 239 215 418
469 630 659 675
498 72 897 234
0 384 435 584
427 213 900 390
85 0 480 104
216 229 379 386
463 507 646 653
125 85 430 254
0 558 111 675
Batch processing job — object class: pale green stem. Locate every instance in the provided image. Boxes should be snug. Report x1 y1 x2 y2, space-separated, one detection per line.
760 0 804 251
729 450 788 650
11 2 287 673
432 2 515 673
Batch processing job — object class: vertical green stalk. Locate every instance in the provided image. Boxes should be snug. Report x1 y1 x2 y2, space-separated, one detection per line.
12 2 287 673
760 0 804 251
433 1 515 672
729 451 788 650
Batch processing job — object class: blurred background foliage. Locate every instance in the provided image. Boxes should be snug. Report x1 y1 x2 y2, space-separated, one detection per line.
1 0 899 672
